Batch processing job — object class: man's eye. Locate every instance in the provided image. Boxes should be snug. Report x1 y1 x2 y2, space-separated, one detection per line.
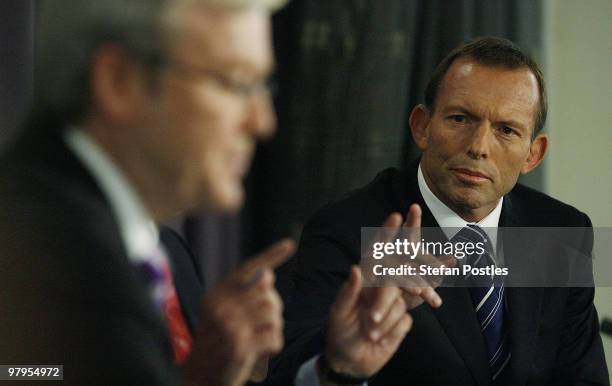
450 115 467 124
500 126 516 136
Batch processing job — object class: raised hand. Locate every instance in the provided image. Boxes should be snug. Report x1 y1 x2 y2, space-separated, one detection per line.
361 204 455 310
400 203 455 309
184 239 295 386
324 267 413 381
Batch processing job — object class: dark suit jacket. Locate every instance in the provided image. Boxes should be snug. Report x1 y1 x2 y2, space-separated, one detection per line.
0 126 188 385
268 163 609 386
160 226 204 334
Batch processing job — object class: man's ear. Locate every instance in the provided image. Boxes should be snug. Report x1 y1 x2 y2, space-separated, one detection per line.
409 104 431 151
89 44 150 127
521 132 549 174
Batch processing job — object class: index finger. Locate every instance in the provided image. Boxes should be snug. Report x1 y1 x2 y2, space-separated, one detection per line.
362 212 403 261
237 239 296 285
378 212 404 243
403 203 422 244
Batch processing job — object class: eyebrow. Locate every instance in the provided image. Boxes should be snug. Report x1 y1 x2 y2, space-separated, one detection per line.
443 105 529 132
443 105 475 117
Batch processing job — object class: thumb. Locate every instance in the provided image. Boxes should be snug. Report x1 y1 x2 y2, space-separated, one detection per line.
332 266 362 318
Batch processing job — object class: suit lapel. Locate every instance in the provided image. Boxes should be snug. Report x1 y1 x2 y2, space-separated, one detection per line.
499 193 543 386
398 163 492 386
161 227 204 333
425 205 492 386
433 287 493 386
39 128 174 352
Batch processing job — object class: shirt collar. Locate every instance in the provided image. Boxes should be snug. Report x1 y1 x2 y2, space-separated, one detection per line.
417 162 503 251
63 128 159 262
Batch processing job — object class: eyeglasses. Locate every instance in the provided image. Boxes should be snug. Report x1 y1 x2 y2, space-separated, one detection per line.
163 59 277 99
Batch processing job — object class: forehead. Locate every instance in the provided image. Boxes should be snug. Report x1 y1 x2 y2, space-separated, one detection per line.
167 4 273 73
437 59 540 126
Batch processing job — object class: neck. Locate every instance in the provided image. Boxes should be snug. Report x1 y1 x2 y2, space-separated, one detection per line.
85 121 180 221
452 205 493 223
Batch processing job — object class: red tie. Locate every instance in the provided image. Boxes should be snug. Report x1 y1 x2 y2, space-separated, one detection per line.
159 258 194 364
137 245 194 363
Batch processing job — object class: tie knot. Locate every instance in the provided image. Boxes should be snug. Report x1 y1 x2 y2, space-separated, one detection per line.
137 260 166 284
453 224 491 246
451 224 495 266
135 245 173 313
136 244 171 284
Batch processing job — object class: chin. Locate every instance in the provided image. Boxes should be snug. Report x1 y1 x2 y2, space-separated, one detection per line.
448 189 486 210
209 184 245 213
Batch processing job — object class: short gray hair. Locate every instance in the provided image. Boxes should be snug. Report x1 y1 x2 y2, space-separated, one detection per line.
34 0 286 128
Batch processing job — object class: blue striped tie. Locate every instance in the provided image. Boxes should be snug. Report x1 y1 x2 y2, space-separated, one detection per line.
453 224 511 381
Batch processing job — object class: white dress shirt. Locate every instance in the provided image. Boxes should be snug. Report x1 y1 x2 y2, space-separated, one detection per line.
64 128 161 264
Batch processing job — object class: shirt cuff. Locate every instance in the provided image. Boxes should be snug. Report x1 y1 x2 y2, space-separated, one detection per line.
295 355 368 386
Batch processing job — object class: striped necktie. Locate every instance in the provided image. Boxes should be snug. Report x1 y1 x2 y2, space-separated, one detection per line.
452 224 511 381
137 244 194 364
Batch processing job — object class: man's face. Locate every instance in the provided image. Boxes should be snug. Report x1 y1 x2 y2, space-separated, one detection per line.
140 5 275 213
411 58 546 221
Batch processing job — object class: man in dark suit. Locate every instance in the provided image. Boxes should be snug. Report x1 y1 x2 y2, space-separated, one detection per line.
269 37 609 385
0 1 414 385
0 1 294 384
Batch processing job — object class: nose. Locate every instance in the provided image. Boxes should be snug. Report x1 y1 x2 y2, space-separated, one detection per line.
243 90 277 140
466 122 491 160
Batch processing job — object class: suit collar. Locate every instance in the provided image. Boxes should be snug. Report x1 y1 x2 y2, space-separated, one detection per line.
9 123 174 349
64 128 160 263
9 125 109 206
392 159 438 228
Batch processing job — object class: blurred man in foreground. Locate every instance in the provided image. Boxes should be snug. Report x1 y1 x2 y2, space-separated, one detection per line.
0 0 413 385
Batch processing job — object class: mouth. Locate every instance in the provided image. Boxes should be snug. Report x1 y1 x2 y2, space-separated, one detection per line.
450 168 491 184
